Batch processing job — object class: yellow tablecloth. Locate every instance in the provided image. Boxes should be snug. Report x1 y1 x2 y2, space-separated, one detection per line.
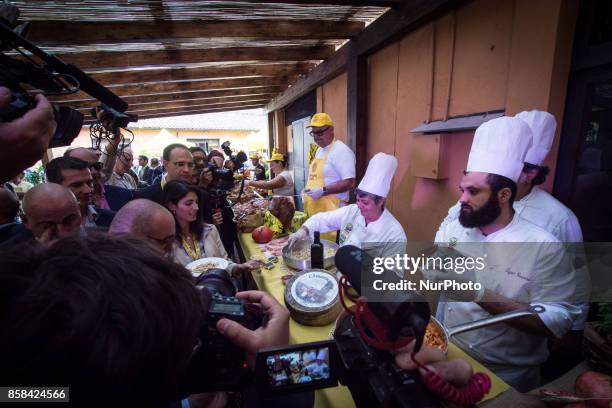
239 233 511 408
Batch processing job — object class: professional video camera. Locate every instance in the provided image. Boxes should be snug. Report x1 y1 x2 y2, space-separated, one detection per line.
178 268 264 395
221 141 248 170
253 245 443 408
208 164 235 191
0 2 128 147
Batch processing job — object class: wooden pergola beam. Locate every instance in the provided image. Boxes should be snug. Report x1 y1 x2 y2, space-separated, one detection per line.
28 20 364 45
131 105 266 121
46 46 334 70
55 86 285 108
128 100 270 114
128 103 266 117
222 0 399 6
79 97 271 113
88 63 315 86
70 93 276 111
51 77 294 102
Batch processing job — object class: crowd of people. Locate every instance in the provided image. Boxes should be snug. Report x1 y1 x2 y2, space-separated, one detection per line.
0 82 591 407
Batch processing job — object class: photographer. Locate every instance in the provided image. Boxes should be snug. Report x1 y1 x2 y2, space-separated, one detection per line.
0 234 290 407
0 86 56 183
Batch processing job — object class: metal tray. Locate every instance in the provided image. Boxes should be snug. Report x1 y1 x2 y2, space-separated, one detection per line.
282 239 339 271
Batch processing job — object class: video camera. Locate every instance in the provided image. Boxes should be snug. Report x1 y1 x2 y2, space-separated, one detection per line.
178 247 442 407
254 245 441 408
221 141 248 170
0 2 128 147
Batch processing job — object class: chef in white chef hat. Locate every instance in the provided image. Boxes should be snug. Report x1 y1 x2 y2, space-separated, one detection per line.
288 152 407 253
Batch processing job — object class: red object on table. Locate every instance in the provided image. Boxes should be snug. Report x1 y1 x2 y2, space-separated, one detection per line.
252 226 274 243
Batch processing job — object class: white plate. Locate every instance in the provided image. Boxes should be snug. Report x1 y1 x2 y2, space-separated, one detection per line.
186 257 230 276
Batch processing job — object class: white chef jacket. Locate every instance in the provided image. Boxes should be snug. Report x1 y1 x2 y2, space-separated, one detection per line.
312 140 356 203
303 204 407 258
435 188 589 330
435 215 580 392
436 187 583 243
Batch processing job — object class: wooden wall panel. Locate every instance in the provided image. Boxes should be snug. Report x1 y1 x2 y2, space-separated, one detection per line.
448 0 514 116
320 72 348 143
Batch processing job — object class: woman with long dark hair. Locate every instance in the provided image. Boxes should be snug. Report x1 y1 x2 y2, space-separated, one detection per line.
163 180 258 274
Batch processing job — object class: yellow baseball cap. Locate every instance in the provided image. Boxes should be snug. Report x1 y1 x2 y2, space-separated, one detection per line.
267 152 285 162
249 153 259 159
307 113 333 128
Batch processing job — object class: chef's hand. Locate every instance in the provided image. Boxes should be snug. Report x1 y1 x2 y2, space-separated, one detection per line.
217 290 290 368
393 340 473 387
286 227 309 250
305 187 324 200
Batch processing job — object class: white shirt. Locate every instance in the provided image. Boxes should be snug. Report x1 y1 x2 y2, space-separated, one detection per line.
106 172 137 190
436 187 583 243
274 170 294 197
313 140 356 202
303 204 407 258
435 215 580 391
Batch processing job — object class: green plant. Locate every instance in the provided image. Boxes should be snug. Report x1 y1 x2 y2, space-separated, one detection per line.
594 303 612 338
25 164 46 186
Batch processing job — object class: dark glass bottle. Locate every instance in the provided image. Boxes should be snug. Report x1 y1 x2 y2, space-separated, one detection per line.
311 231 324 269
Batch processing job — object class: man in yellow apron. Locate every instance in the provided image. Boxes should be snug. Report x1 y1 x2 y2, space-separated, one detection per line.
303 113 356 219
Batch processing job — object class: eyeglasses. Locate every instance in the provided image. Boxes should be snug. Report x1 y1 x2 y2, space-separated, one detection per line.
89 162 103 171
309 127 330 136
172 161 195 169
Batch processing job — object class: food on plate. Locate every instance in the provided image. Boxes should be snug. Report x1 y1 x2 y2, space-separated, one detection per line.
193 261 223 275
424 320 446 351
290 247 336 261
252 226 274 243
233 198 268 232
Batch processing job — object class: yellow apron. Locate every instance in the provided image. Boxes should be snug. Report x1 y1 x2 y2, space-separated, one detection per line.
304 141 343 241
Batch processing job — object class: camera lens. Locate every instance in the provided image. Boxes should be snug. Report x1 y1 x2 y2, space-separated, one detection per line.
195 268 236 297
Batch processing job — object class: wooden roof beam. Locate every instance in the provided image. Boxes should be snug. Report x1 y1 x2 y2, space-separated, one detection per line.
222 0 399 6
45 46 334 70
126 99 270 114
28 20 364 45
67 93 276 111
76 97 271 113
51 77 294 102
55 87 285 108
126 105 266 121
88 63 314 86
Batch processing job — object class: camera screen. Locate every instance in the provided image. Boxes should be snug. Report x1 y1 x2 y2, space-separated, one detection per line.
255 340 337 395
211 302 242 313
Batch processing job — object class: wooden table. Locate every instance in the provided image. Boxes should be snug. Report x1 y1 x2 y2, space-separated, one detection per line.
238 233 511 407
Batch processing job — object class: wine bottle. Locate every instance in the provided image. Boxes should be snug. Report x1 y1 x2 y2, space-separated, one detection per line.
311 231 324 269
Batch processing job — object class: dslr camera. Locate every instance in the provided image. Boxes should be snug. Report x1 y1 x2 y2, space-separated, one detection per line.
178 268 264 395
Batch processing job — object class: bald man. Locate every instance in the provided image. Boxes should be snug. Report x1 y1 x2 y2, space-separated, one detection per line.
109 199 175 256
1 183 82 248
0 189 24 243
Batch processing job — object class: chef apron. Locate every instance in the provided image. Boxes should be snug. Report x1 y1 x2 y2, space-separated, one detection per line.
304 140 343 241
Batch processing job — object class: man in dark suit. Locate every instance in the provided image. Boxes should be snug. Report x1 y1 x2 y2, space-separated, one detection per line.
46 157 115 229
137 155 154 185
133 143 214 223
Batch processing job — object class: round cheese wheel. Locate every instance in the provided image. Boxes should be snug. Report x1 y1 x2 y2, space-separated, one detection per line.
284 269 342 326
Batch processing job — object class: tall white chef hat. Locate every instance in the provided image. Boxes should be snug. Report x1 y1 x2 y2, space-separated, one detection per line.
466 116 533 182
357 152 398 198
515 110 557 166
